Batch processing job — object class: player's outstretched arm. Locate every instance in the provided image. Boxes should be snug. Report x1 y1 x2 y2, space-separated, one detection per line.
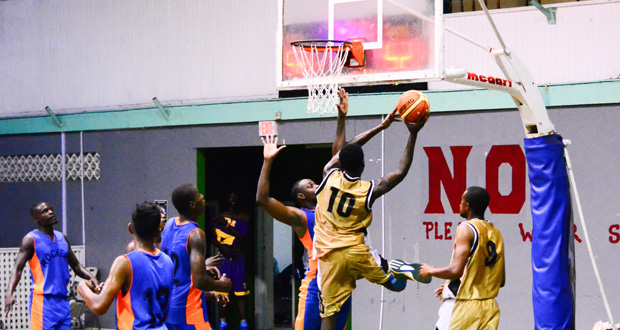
333 88 349 156
348 109 400 147
419 224 474 280
78 255 131 316
188 229 232 292
66 234 99 286
4 234 34 317
257 135 308 238
370 120 425 206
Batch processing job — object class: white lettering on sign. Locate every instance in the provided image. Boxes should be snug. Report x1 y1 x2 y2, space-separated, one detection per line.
258 121 278 137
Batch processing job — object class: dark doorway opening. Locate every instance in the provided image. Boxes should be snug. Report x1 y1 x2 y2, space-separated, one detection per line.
201 143 332 330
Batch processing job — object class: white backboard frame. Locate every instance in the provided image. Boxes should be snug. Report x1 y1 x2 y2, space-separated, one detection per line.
277 0 444 90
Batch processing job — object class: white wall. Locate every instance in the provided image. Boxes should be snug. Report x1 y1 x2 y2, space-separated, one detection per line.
430 0 620 90
0 0 278 118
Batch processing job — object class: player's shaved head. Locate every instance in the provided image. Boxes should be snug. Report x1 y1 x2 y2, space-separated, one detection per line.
464 186 490 216
172 184 198 216
132 202 162 240
291 179 305 206
30 201 46 217
339 144 364 174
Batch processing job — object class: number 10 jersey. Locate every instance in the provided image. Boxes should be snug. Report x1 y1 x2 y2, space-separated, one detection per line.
314 169 374 258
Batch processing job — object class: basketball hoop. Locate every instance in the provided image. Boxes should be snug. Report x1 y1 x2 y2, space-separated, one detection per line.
290 40 364 115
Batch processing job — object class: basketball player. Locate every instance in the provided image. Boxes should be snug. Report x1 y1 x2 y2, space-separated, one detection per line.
77 202 174 329
161 184 232 330
124 207 227 308
212 192 251 330
125 205 168 253
314 117 426 330
257 97 403 330
4 202 98 330
418 187 505 330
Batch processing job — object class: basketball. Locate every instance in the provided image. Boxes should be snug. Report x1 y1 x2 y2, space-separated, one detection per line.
396 90 430 123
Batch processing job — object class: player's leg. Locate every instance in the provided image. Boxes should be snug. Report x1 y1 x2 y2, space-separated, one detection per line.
317 249 356 330
388 259 432 284
447 299 499 330
41 296 71 330
334 296 351 330
302 276 350 330
230 254 250 330
347 244 406 292
217 257 234 330
299 277 321 330
320 314 338 330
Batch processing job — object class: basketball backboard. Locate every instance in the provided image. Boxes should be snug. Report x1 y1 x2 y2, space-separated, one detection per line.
277 0 444 90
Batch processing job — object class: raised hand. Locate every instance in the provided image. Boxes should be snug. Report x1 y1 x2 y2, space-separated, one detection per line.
261 134 286 160
336 87 349 117
380 109 402 130
404 116 426 134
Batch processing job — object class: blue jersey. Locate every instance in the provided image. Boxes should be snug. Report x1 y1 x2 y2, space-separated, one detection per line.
28 230 70 297
116 249 174 330
160 217 209 325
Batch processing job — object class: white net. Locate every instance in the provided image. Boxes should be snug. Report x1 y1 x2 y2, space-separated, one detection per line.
291 41 350 115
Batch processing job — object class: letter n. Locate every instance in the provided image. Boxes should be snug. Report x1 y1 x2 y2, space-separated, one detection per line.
424 146 472 214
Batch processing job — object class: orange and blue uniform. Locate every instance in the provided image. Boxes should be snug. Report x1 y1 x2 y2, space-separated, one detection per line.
160 217 212 330
295 208 350 330
27 230 71 330
116 248 174 330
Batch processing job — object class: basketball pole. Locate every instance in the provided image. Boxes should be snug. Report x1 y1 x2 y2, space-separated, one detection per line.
473 2 615 327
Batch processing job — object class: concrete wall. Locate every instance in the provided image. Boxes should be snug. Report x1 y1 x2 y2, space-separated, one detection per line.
1 104 619 328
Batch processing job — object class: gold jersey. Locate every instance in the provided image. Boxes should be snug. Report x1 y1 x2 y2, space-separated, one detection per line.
447 219 505 300
313 169 374 258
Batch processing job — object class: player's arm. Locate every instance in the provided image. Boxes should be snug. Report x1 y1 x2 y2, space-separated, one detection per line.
323 109 401 176
257 135 308 238
188 229 232 292
369 120 424 206
78 255 131 316
333 88 349 156
65 234 99 285
4 234 34 317
419 224 474 280
348 109 399 147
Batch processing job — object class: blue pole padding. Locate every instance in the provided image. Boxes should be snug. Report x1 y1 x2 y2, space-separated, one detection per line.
524 135 573 330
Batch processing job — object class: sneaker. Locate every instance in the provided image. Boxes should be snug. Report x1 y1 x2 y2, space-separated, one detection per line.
219 320 228 330
389 259 432 284
239 319 248 330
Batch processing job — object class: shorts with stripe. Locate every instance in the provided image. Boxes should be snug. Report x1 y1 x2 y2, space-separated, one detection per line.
218 254 249 296
296 276 350 330
317 243 389 318
29 294 71 330
436 298 499 330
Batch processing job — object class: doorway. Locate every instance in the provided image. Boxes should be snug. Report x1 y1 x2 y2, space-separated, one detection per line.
200 143 332 330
